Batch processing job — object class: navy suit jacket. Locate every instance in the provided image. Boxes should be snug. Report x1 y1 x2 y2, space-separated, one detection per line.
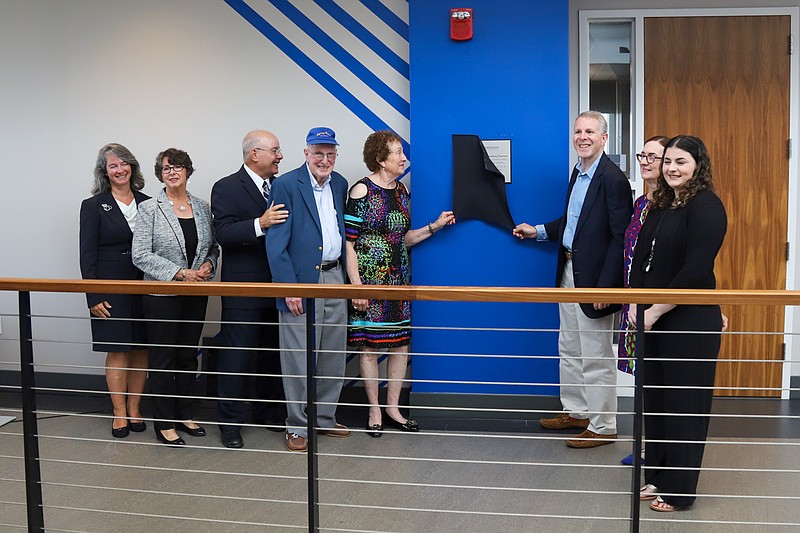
79 191 149 307
266 163 348 313
544 152 632 318
211 165 275 309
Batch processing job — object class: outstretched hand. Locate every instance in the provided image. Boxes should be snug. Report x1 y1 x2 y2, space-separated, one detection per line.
512 223 537 240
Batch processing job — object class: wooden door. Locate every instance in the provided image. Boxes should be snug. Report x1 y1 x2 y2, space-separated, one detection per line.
644 16 790 397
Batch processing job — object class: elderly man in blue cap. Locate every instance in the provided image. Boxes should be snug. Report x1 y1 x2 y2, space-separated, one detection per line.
266 127 351 452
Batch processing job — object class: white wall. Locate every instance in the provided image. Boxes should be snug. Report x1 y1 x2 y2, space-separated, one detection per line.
0 0 406 373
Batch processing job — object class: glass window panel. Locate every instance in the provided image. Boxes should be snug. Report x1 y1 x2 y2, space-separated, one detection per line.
589 21 632 178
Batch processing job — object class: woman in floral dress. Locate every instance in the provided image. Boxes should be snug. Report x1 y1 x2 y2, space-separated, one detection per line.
345 130 455 437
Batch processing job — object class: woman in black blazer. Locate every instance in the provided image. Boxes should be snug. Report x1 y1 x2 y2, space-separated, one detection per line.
79 143 149 439
629 135 727 512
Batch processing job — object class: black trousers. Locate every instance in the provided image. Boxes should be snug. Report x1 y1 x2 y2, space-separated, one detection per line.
143 295 207 431
642 305 721 508
217 306 285 432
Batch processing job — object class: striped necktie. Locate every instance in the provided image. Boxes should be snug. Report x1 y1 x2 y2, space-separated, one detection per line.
262 180 270 203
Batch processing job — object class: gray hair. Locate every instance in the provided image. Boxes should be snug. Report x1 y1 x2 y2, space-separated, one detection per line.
91 143 145 195
576 110 608 135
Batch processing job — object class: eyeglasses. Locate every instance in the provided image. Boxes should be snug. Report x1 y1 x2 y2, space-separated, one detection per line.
309 150 337 161
635 153 663 164
161 165 185 174
255 147 282 155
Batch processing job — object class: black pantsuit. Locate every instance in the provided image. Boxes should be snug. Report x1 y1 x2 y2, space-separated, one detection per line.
630 189 727 508
143 295 208 431
642 305 722 507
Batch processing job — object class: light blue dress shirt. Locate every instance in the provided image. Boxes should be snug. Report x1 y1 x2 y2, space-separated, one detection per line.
535 155 602 250
306 164 342 261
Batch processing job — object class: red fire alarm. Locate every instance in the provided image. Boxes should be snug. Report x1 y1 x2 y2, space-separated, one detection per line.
450 8 473 41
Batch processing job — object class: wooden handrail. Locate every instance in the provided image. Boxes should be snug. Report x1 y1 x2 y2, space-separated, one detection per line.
1 278 798 305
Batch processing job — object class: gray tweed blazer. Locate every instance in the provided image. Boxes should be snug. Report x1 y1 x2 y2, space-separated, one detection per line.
132 189 219 283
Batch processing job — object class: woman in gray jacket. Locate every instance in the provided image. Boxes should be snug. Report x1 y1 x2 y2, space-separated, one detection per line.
133 148 219 446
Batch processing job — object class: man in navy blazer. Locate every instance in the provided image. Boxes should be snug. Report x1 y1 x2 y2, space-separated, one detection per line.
211 130 289 448
514 111 632 448
266 127 351 452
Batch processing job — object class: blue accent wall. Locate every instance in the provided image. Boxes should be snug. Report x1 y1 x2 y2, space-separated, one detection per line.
408 0 570 395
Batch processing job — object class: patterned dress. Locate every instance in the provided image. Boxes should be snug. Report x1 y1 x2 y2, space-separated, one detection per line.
344 177 412 348
618 194 652 374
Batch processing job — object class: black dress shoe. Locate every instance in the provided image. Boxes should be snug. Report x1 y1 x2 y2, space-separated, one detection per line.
175 422 206 437
112 425 130 439
128 421 147 433
366 423 383 438
254 418 286 433
221 430 244 448
384 414 419 432
155 429 185 446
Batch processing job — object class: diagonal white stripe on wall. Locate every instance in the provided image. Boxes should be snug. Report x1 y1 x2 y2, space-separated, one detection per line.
300 1 409 102
248 0 410 140
335 0 410 60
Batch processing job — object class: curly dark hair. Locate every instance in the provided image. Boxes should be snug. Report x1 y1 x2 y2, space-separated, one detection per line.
154 148 194 183
652 135 714 209
363 130 403 172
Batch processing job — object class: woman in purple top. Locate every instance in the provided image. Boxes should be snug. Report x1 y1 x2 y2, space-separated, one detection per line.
618 136 669 374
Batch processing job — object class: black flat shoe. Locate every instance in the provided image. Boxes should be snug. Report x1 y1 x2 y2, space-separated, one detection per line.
175 422 206 437
128 421 146 433
366 423 383 438
384 414 419 432
155 429 185 446
112 425 130 439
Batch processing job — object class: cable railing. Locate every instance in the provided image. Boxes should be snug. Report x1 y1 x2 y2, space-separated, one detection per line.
0 278 799 532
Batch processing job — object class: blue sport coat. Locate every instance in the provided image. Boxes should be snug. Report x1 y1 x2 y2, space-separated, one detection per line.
544 152 632 318
265 163 348 313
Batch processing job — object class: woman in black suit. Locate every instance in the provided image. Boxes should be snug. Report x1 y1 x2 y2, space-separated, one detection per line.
79 143 149 438
629 135 727 512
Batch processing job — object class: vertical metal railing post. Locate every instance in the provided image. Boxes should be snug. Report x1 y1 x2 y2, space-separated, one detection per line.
629 305 646 533
19 291 45 532
304 298 319 532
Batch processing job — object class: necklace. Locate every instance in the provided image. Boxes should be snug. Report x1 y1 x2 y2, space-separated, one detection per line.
167 195 191 212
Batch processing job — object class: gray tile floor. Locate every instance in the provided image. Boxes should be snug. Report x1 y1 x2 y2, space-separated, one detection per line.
1 393 799 532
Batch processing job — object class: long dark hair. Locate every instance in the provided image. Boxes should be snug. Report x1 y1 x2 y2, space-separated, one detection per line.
652 135 714 209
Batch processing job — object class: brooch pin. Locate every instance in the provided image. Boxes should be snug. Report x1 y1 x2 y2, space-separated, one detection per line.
101 203 112 212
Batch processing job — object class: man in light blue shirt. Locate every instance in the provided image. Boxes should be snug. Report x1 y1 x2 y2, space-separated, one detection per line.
514 111 632 448
267 127 352 452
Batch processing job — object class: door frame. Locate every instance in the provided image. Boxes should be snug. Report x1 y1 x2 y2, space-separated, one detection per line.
579 6 800 400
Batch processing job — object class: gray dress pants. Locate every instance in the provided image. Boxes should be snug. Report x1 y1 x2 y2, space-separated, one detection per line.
279 266 347 437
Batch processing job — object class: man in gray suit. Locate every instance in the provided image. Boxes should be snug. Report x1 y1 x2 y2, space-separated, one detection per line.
266 127 351 452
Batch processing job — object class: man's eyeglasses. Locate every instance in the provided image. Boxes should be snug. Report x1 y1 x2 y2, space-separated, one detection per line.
635 153 662 164
309 150 337 161
161 165 185 174
255 147 282 155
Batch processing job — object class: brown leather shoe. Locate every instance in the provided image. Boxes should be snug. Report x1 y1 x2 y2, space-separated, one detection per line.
285 432 308 452
539 413 590 430
317 423 351 438
566 429 617 448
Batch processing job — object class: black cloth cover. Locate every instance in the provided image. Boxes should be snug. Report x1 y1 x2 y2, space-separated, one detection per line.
452 134 515 229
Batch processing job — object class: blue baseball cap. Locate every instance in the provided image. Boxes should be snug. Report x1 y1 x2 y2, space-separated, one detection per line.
306 127 339 146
